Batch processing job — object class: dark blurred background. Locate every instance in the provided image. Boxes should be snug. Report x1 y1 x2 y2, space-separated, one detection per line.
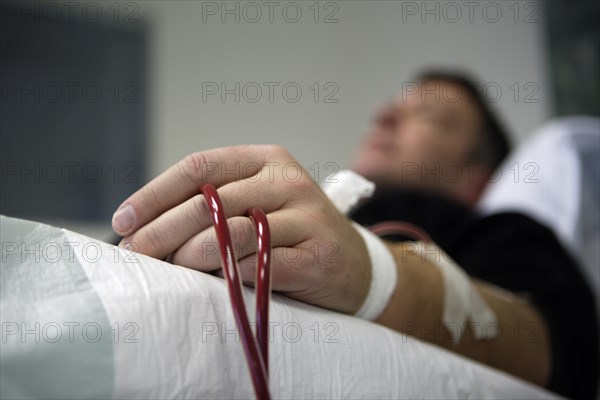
545 0 599 116
1 1 147 238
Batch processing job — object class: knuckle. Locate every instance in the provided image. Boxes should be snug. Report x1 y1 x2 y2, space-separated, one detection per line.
187 194 210 228
143 181 162 207
180 152 208 184
265 144 291 159
195 235 220 267
296 173 316 190
228 217 254 244
142 224 164 253
283 173 315 199
239 256 258 282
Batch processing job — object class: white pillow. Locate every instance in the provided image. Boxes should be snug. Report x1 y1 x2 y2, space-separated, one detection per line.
478 116 600 319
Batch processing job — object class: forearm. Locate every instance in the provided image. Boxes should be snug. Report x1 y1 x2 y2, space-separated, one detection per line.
375 241 552 387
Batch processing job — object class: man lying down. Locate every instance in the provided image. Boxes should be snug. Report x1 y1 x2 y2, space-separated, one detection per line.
111 71 598 399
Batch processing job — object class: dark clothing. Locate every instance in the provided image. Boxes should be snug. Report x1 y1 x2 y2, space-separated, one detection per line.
350 188 599 400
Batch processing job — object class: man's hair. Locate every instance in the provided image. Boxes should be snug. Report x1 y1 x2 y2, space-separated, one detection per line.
415 70 511 172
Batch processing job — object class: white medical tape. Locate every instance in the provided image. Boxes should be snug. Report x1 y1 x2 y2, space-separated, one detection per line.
408 241 498 343
320 170 396 320
352 222 399 320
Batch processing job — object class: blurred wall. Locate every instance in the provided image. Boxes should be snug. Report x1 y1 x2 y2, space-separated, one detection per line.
141 0 551 178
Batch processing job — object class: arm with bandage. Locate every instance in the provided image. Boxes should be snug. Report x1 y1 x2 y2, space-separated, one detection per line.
374 240 551 386
323 170 552 388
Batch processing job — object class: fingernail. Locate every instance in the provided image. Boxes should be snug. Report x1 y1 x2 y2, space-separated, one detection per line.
112 204 135 234
119 239 133 250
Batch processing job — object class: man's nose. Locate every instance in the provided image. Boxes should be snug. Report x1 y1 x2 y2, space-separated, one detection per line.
373 105 399 132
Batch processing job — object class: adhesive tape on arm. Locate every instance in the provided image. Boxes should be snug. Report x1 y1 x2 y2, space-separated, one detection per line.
352 222 398 321
410 241 498 343
320 170 396 320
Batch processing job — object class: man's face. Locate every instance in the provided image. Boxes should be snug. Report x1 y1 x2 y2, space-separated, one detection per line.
352 80 483 191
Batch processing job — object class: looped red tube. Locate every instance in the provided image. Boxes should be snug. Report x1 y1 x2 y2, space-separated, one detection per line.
248 207 271 374
201 184 271 400
369 221 432 243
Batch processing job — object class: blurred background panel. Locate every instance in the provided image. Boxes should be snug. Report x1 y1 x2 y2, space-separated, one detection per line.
545 0 600 117
1 0 598 238
1 0 147 238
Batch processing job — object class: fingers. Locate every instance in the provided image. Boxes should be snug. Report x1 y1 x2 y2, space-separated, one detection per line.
112 145 285 236
233 246 341 312
174 221 352 312
210 248 329 294
121 177 288 259
170 209 310 272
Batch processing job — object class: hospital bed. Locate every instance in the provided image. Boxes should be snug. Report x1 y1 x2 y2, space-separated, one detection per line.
3 116 598 399
0 215 556 399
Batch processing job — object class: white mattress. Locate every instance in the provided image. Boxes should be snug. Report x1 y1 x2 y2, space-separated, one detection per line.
0 215 558 399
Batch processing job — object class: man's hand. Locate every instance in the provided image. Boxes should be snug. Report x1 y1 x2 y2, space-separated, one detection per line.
112 145 371 314
112 144 553 386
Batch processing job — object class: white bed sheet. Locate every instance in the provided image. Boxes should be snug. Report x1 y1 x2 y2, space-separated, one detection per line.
0 216 558 399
